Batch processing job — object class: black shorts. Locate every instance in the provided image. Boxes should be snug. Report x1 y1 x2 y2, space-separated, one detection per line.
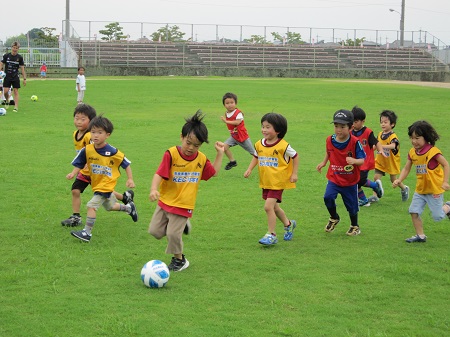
3 77 20 89
72 178 90 192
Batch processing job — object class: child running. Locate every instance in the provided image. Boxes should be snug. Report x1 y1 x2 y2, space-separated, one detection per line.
66 115 138 242
61 104 134 227
221 92 254 170
316 109 366 236
369 110 409 203
393 120 450 243
244 112 298 245
351 106 384 207
148 110 224 272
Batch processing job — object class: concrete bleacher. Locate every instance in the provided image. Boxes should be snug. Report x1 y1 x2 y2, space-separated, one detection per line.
71 41 447 71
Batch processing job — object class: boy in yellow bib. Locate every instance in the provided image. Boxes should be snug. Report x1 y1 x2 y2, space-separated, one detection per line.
244 113 299 245
66 115 138 242
149 110 225 272
393 120 450 243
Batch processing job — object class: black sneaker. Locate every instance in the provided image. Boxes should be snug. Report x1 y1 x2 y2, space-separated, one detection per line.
168 254 190 272
128 201 138 222
122 190 134 204
183 219 192 235
405 234 426 243
71 230 91 242
325 217 340 232
225 161 237 170
61 215 82 227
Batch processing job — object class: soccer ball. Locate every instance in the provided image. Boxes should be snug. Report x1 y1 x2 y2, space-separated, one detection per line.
31 95 38 102
140 260 170 288
0 71 5 78
0 108 6 116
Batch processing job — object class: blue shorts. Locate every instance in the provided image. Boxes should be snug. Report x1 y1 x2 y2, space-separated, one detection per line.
409 192 446 221
323 181 359 215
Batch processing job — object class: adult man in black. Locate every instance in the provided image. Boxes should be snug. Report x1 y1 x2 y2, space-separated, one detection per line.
1 41 27 112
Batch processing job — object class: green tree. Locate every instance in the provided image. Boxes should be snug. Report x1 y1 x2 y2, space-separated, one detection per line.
271 32 304 45
342 37 366 46
243 35 269 44
150 25 186 42
99 22 127 42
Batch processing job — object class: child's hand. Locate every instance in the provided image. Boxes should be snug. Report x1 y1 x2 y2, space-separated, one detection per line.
214 141 225 152
149 190 160 202
290 173 298 183
346 156 357 165
66 172 75 180
392 179 401 188
316 163 325 173
126 179 135 188
442 182 450 191
244 169 252 178
220 116 226 123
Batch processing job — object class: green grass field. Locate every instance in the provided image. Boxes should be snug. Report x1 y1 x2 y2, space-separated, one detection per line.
0 77 449 337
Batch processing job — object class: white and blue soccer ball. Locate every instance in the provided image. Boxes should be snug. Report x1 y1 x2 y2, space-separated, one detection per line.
0 71 5 78
141 260 170 288
0 108 6 116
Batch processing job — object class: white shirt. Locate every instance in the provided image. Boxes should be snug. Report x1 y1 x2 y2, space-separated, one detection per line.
76 74 86 91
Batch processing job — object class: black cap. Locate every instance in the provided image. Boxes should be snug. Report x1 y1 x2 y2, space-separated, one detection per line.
332 109 354 124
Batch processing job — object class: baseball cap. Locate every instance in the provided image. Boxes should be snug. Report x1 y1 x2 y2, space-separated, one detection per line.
332 109 354 124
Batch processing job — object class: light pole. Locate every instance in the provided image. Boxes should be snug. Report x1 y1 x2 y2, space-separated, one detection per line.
389 0 405 47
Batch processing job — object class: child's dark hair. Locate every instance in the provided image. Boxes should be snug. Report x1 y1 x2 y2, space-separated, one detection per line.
89 114 114 134
182 110 209 144
407 120 439 145
352 106 366 121
380 110 397 128
261 112 288 139
78 66 85 71
73 103 96 120
222 92 238 105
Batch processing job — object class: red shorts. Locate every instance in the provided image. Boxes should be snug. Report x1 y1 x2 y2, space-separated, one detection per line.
262 189 284 203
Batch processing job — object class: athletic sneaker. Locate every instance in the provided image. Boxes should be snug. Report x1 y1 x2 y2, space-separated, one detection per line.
122 190 134 204
225 161 237 170
368 196 379 203
183 219 192 235
168 254 190 272
12 108 18 112
61 215 82 227
346 226 361 236
128 201 138 222
283 220 297 241
401 186 410 202
445 201 450 220
325 217 340 232
358 199 371 207
375 179 384 198
405 234 426 243
259 233 278 245
71 229 91 242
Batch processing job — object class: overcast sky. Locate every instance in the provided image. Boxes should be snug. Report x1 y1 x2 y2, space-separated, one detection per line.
6 0 450 45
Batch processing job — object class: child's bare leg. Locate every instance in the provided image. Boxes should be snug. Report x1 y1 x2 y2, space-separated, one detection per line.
274 203 290 227
72 189 82 213
224 144 235 162
264 198 278 234
411 213 424 236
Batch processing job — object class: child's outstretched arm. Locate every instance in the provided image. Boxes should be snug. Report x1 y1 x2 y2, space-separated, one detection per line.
437 154 450 191
212 141 225 176
149 174 163 202
244 156 258 178
393 158 412 188
66 167 81 180
316 153 329 173
124 166 135 188
290 155 299 183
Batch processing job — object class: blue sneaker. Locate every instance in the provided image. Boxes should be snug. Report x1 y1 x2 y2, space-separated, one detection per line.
71 229 91 242
283 220 297 241
358 199 370 207
259 233 278 245
368 196 379 203
405 234 426 243
375 179 384 198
